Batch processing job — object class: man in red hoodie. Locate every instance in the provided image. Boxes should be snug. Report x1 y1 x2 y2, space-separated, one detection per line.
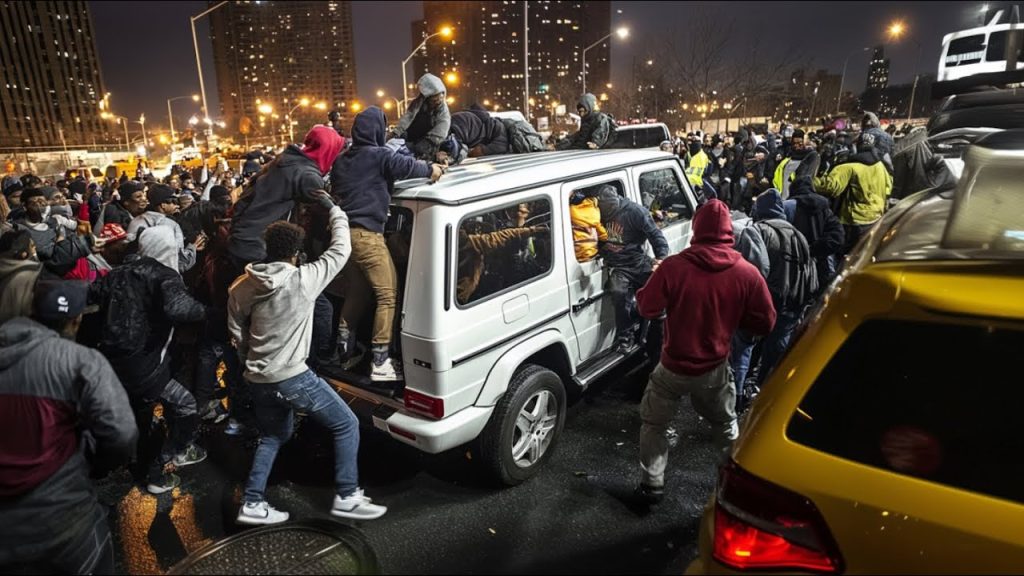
634 199 775 503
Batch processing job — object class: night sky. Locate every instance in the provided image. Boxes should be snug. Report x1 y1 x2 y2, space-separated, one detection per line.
88 0 984 127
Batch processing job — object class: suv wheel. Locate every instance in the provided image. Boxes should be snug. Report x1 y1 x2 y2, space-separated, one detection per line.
478 364 566 486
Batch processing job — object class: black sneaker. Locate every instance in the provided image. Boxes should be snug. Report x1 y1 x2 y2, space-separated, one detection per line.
147 472 181 495
615 336 635 355
634 482 665 505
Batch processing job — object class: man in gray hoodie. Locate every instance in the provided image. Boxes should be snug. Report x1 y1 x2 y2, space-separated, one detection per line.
391 73 451 161
228 197 387 524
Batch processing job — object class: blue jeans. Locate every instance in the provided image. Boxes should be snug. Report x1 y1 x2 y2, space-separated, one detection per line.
757 308 804 387
244 369 360 504
729 331 756 411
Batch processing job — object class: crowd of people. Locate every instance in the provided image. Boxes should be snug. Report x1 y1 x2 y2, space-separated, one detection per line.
1 65 953 572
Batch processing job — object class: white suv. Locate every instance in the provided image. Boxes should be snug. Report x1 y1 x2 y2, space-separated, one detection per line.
325 149 701 485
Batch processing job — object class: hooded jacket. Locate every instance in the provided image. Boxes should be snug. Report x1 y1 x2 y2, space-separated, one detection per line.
91 229 207 401
0 257 42 325
738 190 817 311
126 211 196 272
450 105 509 156
557 94 614 150
394 74 451 152
229 128 343 264
330 107 433 233
814 147 893 226
784 177 844 286
637 200 775 376
228 206 351 384
0 317 136 565
597 186 669 269
570 196 607 262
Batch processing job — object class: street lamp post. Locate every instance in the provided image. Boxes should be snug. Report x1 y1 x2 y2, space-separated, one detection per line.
401 26 453 115
191 1 229 141
167 94 200 143
104 115 130 153
136 114 148 149
889 21 924 122
582 27 629 94
286 98 311 144
377 90 402 122
837 46 870 115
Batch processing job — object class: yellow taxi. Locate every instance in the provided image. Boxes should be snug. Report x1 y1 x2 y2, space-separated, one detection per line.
688 130 1024 573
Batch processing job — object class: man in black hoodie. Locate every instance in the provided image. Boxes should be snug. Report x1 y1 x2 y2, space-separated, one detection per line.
557 93 615 150
331 106 443 381
447 104 509 163
783 170 845 291
597 185 669 353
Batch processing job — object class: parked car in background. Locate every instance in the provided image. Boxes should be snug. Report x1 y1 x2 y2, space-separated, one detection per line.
608 122 672 150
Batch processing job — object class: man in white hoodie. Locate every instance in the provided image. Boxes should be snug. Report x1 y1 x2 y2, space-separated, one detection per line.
228 194 387 524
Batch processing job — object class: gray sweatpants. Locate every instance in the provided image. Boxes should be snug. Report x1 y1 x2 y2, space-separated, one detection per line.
639 361 738 488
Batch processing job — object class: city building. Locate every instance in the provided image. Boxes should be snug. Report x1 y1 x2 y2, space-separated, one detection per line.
0 0 109 148
210 0 357 138
410 1 611 119
866 45 890 91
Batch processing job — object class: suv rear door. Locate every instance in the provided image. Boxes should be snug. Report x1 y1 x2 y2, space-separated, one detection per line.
629 160 697 256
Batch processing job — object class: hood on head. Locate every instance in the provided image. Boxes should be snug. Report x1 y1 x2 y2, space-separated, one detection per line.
691 199 734 246
243 261 296 297
577 93 598 115
301 125 345 175
352 107 387 147
681 200 741 272
753 189 785 221
0 257 41 279
862 111 880 129
788 177 815 198
418 73 446 97
138 225 178 271
596 185 622 220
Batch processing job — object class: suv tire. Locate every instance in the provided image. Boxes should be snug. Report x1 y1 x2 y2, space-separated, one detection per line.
478 364 566 486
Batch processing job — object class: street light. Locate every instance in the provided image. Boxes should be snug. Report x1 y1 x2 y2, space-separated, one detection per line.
376 90 401 121
837 46 870 114
286 98 312 143
258 103 274 115
191 1 230 141
166 94 200 143
401 26 454 114
104 114 131 153
582 26 629 93
445 71 459 85
888 20 923 121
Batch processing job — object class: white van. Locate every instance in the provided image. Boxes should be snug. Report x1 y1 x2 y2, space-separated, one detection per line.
325 149 701 484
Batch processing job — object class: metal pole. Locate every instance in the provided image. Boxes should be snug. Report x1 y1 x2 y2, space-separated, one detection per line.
524 1 530 121
907 74 919 122
836 55 850 115
121 118 129 153
190 1 229 143
167 98 176 142
582 32 613 95
401 58 408 116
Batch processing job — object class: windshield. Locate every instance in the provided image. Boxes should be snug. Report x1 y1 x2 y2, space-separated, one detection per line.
944 34 986 67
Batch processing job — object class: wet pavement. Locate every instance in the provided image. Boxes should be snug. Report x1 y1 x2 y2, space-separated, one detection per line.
96 358 722 574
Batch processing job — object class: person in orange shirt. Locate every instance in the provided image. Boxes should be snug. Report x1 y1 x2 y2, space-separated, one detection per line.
570 188 607 262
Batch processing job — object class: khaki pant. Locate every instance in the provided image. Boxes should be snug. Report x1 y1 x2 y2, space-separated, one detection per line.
340 228 397 346
639 361 738 488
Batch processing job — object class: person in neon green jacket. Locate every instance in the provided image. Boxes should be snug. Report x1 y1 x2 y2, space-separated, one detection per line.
812 133 892 256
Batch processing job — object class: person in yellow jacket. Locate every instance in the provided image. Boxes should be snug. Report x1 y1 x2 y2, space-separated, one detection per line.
813 133 892 257
684 138 709 189
569 189 608 262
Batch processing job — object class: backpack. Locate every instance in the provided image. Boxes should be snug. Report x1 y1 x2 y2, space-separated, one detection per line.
97 265 151 357
600 113 619 149
501 119 546 153
742 219 818 310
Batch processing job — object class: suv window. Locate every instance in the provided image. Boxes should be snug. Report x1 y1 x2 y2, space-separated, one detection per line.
945 34 986 66
787 319 1024 505
985 30 1024 63
456 198 553 306
639 168 692 227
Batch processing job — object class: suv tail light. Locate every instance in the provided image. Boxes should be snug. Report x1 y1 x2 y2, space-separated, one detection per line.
403 389 444 420
713 460 843 573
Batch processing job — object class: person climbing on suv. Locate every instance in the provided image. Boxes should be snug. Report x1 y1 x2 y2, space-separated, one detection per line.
597 185 669 354
331 106 444 381
557 93 616 150
390 74 451 161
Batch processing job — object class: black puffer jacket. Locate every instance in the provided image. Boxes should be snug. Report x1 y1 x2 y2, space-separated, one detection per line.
450 105 509 155
557 94 614 150
784 177 844 288
90 256 206 401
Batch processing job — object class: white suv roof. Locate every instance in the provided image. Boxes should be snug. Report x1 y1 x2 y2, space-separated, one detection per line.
394 149 674 205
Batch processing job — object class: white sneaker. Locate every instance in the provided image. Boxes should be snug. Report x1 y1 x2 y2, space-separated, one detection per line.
331 488 387 520
371 357 404 382
236 501 289 525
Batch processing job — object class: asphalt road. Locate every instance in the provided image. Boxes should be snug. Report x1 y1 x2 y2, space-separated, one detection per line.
97 357 723 575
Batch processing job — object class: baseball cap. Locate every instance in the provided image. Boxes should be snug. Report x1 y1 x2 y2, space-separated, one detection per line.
33 280 97 321
147 184 178 207
99 223 128 242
